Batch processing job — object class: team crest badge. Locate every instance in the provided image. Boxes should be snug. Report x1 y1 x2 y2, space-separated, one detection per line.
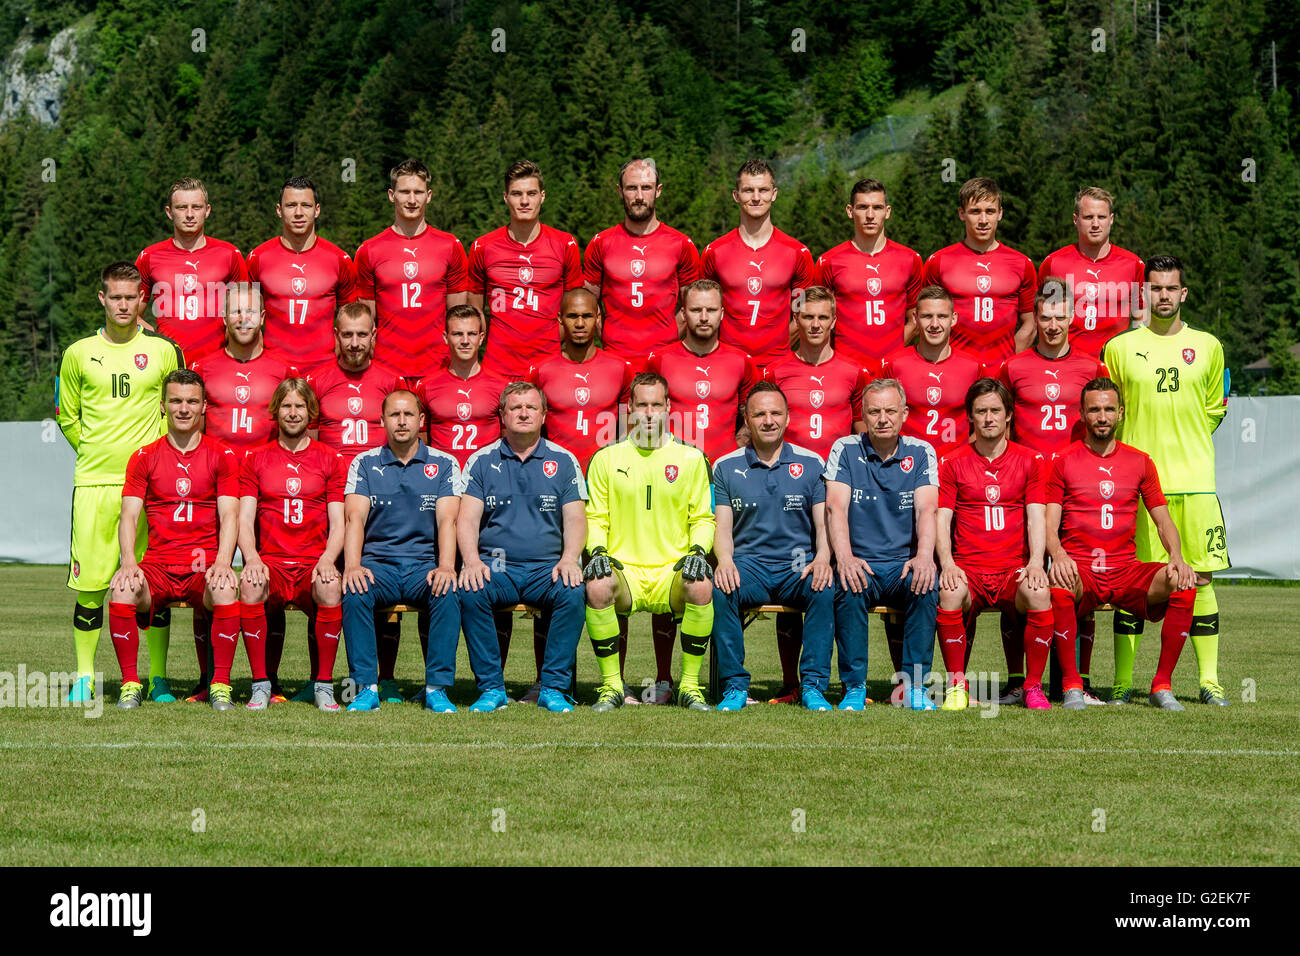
403 261 419 279
866 277 882 297
181 273 200 294
235 385 252 404
975 275 992 293
899 456 914 473
517 267 533 284
695 380 711 398
985 485 1001 504
926 386 942 406
286 477 302 496
543 460 558 478
291 277 307 295
424 464 439 479
1084 282 1099 298
1045 383 1061 401
347 396 364 415
574 387 590 406
1099 480 1115 499
789 463 804 479
176 478 191 497
630 259 646 278
134 353 148 370
747 276 763 295
664 464 679 483
72 561 80 578
1182 348 1196 364
809 389 825 409
456 402 471 421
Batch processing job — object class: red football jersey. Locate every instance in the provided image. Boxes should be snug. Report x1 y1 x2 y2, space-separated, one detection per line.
923 242 1036 366
123 434 240 568
938 441 1046 572
647 341 757 462
816 238 924 367
353 224 469 378
880 346 985 460
700 227 817 368
996 349 1107 458
240 439 346 563
305 360 404 459
762 352 867 460
135 236 248 362
1037 243 1145 359
191 348 297 449
527 352 633 471
467 224 583 379
582 222 699 363
246 236 358 371
418 365 512 466
1047 440 1166 566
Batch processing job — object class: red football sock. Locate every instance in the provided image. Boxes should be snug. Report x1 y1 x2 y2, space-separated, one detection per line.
239 601 268 682
652 612 675 685
1034 594 1074 688
776 613 802 687
1045 590 1082 689
192 605 210 678
210 603 241 686
1001 609 1023 676
533 617 546 682
494 609 513 668
936 608 967 687
1152 590 1194 692
109 602 142 684
314 603 342 681
1077 612 1096 679
264 605 286 679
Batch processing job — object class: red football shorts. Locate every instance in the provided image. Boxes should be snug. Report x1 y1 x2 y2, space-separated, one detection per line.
1075 560 1168 620
265 561 315 610
962 565 1021 614
141 561 207 612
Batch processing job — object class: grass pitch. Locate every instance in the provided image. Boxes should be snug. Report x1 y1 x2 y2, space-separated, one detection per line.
0 564 1295 866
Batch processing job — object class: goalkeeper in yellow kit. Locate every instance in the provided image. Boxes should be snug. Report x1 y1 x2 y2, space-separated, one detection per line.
1104 255 1229 705
583 372 716 711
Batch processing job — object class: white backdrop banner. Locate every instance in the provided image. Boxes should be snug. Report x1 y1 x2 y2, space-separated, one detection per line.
2 401 1297 577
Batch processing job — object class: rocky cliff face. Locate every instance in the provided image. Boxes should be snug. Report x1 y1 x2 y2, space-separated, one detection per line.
2 24 79 126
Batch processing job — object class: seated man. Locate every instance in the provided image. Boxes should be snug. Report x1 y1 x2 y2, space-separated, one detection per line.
456 383 588 713
712 382 834 711
341 390 460 713
1046 378 1196 710
583 372 716 711
825 377 939 711
108 369 241 710
237 378 347 711
936 379 1053 710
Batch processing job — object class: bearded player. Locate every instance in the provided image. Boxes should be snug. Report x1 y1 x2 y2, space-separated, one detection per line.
583 373 716 711
135 176 248 363
1104 256 1229 706
1046 378 1197 710
108 370 241 710
583 158 700 364
936 379 1054 710
238 378 347 711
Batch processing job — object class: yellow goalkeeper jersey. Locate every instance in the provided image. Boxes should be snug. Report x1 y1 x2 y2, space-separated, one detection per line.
586 437 715 568
57 326 183 487
1104 323 1226 493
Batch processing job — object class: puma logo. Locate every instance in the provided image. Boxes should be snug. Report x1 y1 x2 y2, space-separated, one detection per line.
185 259 200 270
749 260 764 270
632 244 648 256
457 389 472 399
518 253 534 264
574 372 590 383
984 470 998 479
490 462 503 473
235 371 252 381
286 463 302 473
695 367 710 375
810 376 824 385
176 463 191 474
347 384 363 393
733 468 748 478
403 248 418 257
617 468 630 477
865 264 881 274
89 356 104 365
1034 636 1052 646
1135 351 1149 361
1044 369 1061 380
976 261 992 272
291 263 307 274
1098 466 1114 476
371 465 387 476
1086 268 1102 280
928 372 943 382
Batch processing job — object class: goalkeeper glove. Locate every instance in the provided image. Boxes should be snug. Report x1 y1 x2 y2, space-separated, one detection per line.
583 547 624 581
674 545 713 582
